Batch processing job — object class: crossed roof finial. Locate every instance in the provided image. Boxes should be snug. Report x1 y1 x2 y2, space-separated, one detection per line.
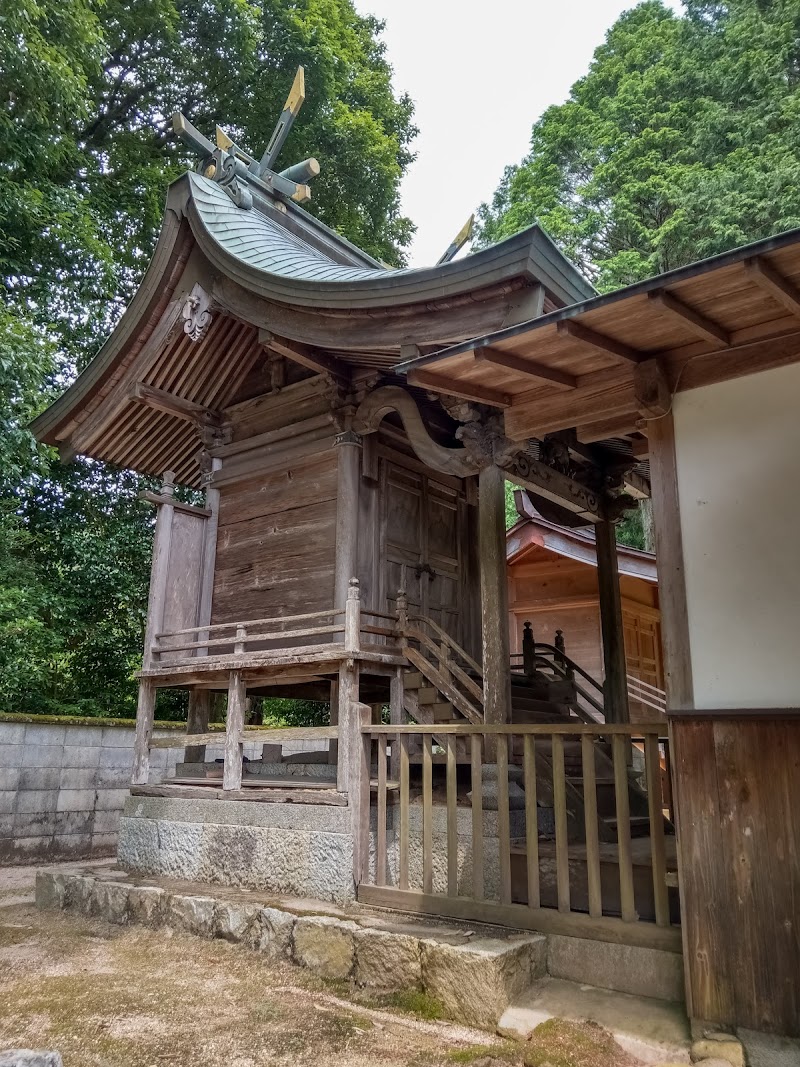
172 66 320 210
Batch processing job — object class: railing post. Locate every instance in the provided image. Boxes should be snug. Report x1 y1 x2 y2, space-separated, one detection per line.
234 624 246 656
142 471 176 671
223 670 246 791
340 698 372 888
396 588 408 635
555 629 572 678
345 577 361 653
522 620 536 677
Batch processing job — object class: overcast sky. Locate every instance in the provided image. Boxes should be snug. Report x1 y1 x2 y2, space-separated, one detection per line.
354 1 684 266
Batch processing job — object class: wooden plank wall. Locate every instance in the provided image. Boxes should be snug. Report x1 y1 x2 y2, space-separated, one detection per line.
212 450 338 623
671 711 800 1036
159 510 206 660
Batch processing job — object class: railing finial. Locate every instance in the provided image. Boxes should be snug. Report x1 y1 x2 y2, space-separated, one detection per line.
160 471 176 498
348 576 361 600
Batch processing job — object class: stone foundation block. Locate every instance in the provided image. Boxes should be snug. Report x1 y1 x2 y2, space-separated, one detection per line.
66 875 95 914
292 915 357 979
214 902 262 945
353 927 422 990
255 906 295 960
421 935 546 1028
0 1052 63 1067
90 881 130 924
167 894 217 937
128 886 165 926
548 934 684 1003
691 1038 745 1067
34 872 66 911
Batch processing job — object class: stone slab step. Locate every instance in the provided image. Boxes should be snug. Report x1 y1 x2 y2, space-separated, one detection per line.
36 868 546 1029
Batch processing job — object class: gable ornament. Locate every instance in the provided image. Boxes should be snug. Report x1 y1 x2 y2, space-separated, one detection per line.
182 283 213 343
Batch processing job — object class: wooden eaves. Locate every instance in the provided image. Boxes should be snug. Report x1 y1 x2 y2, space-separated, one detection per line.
396 228 800 445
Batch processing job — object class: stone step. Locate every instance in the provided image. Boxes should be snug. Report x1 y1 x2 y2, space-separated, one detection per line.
36 868 546 1029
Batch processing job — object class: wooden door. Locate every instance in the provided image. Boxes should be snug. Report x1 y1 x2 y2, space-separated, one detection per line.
382 461 463 642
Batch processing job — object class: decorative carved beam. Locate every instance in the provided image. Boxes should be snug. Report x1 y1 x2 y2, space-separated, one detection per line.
648 289 729 348
473 344 576 389
557 319 642 363
258 329 349 381
500 453 603 523
744 256 800 318
352 386 480 478
407 367 511 408
130 382 220 427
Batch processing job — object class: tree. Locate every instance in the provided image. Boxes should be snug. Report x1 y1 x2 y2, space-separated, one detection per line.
477 0 800 291
0 0 416 716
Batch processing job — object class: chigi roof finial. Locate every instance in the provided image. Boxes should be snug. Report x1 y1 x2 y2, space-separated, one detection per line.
172 66 320 210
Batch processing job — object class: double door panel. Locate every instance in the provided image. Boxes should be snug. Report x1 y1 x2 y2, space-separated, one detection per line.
382 462 462 642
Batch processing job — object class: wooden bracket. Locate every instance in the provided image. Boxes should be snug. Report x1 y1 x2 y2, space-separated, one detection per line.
130 382 221 427
648 290 729 348
557 320 642 364
634 359 671 418
259 329 349 382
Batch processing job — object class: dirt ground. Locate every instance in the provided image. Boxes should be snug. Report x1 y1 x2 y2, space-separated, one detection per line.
0 865 640 1067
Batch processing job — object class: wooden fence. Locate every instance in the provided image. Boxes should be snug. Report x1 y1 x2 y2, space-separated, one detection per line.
356 721 681 952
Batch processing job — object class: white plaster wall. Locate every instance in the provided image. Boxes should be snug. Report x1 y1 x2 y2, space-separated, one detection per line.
673 362 800 708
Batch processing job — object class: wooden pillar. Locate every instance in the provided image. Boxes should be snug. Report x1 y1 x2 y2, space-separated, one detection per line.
341 699 372 888
478 465 512 729
332 431 362 763
595 518 629 724
196 456 222 658
336 661 361 792
223 670 246 791
333 431 362 611
647 413 693 709
131 680 156 786
132 471 176 787
184 688 210 764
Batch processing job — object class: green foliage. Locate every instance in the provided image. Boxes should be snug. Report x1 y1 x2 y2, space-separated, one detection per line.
0 1 415 718
505 481 520 530
477 0 800 290
260 698 330 728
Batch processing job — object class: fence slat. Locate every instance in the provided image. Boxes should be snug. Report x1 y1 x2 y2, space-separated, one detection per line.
612 734 636 922
581 733 602 918
645 734 670 927
376 736 387 887
497 736 512 905
399 733 410 891
422 734 433 894
446 735 458 896
523 735 540 909
552 733 570 913
470 734 484 900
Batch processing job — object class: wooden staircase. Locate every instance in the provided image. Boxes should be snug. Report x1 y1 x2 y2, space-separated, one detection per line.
396 611 663 842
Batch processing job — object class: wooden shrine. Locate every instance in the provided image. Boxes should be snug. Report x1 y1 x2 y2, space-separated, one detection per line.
33 77 800 1040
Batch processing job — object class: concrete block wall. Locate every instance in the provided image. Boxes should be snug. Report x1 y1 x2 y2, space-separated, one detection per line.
0 720 183 863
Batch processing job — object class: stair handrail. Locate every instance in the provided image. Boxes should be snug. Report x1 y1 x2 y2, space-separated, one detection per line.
512 643 605 724
395 601 484 725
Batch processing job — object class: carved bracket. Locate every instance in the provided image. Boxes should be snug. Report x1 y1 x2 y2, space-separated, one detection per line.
352 386 481 478
182 283 213 343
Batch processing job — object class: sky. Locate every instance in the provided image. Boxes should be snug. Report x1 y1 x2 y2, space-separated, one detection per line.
354 0 683 267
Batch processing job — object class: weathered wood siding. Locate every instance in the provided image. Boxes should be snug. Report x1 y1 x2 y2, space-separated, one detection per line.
159 509 206 662
211 450 338 624
671 711 800 1036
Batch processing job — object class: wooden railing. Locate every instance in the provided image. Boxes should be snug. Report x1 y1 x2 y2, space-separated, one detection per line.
357 721 680 951
397 594 484 724
151 608 347 664
627 675 667 715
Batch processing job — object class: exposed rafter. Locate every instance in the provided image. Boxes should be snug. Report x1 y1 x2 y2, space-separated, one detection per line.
473 344 576 389
557 319 642 363
130 382 220 428
648 289 730 348
407 368 512 408
744 256 800 318
259 329 349 381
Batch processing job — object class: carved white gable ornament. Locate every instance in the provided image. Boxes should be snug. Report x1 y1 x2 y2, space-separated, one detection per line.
181 283 213 343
